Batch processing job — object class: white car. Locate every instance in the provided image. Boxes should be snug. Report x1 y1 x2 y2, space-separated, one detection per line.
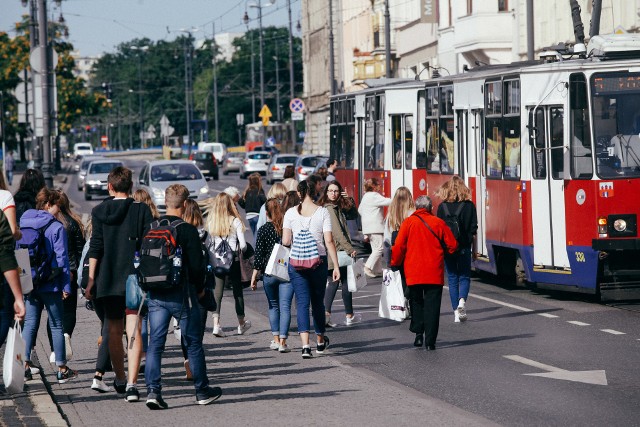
240 152 271 179
83 159 124 200
73 142 94 160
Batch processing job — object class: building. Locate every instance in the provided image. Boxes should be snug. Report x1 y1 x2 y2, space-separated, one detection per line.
215 32 243 62
70 51 99 82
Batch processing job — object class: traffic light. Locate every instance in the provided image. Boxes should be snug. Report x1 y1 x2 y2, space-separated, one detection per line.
102 82 112 103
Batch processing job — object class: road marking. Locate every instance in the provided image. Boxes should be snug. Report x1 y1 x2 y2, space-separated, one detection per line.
351 293 380 300
462 292 533 312
600 329 625 335
567 321 590 326
537 313 559 318
504 355 608 385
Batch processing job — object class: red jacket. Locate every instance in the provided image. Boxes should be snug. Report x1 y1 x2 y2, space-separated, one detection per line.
390 209 458 286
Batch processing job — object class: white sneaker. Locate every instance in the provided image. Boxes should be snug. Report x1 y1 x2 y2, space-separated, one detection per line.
49 352 56 364
457 298 467 322
270 340 280 350
212 326 226 337
345 313 362 326
237 319 252 335
64 333 73 361
278 344 291 353
91 377 113 393
325 314 337 328
454 310 461 323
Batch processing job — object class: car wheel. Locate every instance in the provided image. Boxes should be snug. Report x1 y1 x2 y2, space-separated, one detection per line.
213 173 219 181
223 170 228 176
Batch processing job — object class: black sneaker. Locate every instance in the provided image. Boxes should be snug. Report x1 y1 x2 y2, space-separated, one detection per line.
125 386 140 402
146 393 168 410
196 386 223 405
57 367 78 384
316 336 330 354
113 380 127 394
24 367 33 381
301 347 313 359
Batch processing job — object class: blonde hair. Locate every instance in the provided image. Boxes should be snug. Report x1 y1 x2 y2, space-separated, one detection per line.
183 199 203 228
133 188 160 219
267 182 287 200
387 186 415 232
435 175 472 203
205 193 246 237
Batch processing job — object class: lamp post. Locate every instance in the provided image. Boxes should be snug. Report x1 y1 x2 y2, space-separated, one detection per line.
244 0 275 111
131 45 148 148
177 28 198 156
273 41 281 123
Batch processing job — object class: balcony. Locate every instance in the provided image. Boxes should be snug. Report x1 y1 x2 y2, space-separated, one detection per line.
454 12 513 53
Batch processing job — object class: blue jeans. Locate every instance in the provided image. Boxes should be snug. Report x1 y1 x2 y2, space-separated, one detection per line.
23 290 66 366
445 246 472 310
0 282 16 347
145 287 209 396
262 275 294 339
6 170 13 186
288 257 328 335
248 216 259 242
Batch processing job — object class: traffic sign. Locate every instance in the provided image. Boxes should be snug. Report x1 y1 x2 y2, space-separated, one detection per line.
289 98 305 113
259 104 272 127
291 112 304 121
100 135 108 143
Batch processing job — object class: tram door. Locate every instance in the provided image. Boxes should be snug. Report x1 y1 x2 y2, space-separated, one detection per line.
473 110 487 257
456 110 468 179
530 106 570 268
389 114 414 189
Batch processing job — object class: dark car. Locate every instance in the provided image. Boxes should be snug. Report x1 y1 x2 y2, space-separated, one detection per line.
192 151 219 180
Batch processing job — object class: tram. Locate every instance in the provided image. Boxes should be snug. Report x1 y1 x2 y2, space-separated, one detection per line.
329 34 640 300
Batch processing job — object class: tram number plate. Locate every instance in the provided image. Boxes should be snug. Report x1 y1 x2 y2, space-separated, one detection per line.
575 252 586 262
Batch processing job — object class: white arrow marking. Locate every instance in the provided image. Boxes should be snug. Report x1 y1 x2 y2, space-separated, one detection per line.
504 355 608 386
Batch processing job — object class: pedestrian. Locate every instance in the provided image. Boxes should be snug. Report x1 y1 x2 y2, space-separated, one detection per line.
318 180 360 327
145 184 222 409
307 174 324 200
358 178 391 278
13 169 45 222
223 186 241 204
256 182 286 231
206 192 251 337
84 166 153 399
238 173 266 240
0 209 26 349
21 188 77 383
134 188 161 219
325 157 338 182
250 198 293 353
45 190 85 363
4 150 15 186
280 165 298 192
282 190 300 212
316 167 328 181
435 176 478 322
384 186 416 301
390 196 457 350
282 179 340 358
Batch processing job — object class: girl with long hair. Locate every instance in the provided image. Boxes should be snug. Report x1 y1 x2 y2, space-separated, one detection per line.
238 173 266 241
256 182 287 231
13 168 46 221
251 198 294 352
318 180 360 327
435 175 477 322
133 189 160 219
205 192 250 337
357 178 391 278
282 179 340 358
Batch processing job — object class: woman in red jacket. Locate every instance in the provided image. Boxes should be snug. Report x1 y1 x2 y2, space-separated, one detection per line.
390 196 457 350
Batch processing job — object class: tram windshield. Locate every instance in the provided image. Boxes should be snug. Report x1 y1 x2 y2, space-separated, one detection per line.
591 72 640 178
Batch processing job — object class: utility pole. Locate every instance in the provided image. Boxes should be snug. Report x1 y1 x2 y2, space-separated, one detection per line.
250 31 256 122
384 0 391 78
328 0 335 95
212 23 219 142
37 0 53 188
274 41 281 122
287 0 296 150
526 0 534 60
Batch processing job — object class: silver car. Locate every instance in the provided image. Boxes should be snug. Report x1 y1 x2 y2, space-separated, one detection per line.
295 155 324 181
221 152 244 175
137 160 211 212
266 154 299 184
76 155 103 190
240 151 271 179
83 159 124 200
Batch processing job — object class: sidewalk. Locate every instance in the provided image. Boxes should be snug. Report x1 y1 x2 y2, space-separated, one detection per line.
23 296 496 427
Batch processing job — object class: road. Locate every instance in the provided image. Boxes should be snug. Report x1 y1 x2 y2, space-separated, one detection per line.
25 159 640 425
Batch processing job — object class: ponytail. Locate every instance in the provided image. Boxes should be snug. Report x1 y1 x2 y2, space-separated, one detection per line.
297 180 309 214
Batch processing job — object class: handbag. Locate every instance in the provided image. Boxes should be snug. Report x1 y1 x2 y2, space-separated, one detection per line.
337 250 353 267
125 274 146 310
378 269 408 322
347 258 367 292
265 243 290 282
239 243 255 286
15 248 33 294
3 320 26 394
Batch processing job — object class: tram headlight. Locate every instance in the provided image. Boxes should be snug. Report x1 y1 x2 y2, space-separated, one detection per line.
613 219 627 232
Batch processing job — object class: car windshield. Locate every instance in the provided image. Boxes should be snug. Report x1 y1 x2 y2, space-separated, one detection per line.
89 163 121 174
301 157 318 167
151 164 202 181
249 153 270 160
276 156 297 164
194 153 212 160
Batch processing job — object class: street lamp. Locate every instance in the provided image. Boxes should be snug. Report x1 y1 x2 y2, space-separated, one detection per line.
177 28 198 156
131 45 148 148
244 0 275 112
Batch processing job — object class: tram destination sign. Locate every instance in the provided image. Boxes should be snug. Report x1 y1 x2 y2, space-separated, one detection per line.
592 74 640 95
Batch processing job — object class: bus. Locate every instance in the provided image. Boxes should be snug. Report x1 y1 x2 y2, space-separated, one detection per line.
329 34 640 301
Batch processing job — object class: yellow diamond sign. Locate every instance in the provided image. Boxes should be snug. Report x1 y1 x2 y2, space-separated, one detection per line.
259 104 272 127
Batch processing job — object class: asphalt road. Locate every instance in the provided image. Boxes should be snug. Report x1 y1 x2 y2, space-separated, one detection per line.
60 158 640 425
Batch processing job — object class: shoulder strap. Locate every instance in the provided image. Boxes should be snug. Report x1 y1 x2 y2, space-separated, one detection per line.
454 203 465 216
442 203 451 216
40 218 57 233
413 213 447 251
170 219 185 228
128 202 142 242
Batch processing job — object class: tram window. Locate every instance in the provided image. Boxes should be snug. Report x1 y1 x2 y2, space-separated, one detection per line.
345 125 355 168
486 118 503 178
364 122 375 169
485 82 502 116
426 119 439 172
504 116 521 179
570 73 593 179
392 116 402 169
531 109 547 179
550 107 565 179
416 91 428 168
440 85 454 116
375 121 385 169
439 118 455 174
504 80 520 115
405 115 413 168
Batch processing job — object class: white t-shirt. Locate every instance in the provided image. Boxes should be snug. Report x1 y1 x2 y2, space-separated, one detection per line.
0 190 15 211
283 206 332 256
210 217 247 253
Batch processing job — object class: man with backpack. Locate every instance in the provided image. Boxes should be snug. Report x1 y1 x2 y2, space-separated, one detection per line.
141 184 222 409
85 167 153 399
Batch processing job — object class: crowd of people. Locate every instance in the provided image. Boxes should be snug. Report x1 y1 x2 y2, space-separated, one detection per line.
0 158 477 409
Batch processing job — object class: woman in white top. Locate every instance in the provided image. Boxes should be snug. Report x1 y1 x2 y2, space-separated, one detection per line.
282 179 340 359
357 178 391 278
205 192 251 337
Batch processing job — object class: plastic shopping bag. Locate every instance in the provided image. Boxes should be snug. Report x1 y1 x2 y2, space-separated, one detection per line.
3 320 26 394
347 258 367 292
265 244 290 282
15 249 33 295
378 269 408 322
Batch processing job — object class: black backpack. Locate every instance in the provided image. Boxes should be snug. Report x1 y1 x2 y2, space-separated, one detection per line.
138 219 184 291
16 219 57 288
442 203 465 242
209 237 234 276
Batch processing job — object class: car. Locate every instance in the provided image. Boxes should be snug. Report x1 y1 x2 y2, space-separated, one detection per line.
137 160 211 212
76 155 104 190
266 154 299 184
83 159 124 200
252 145 280 155
191 151 219 180
221 152 244 175
73 142 93 160
197 142 227 162
240 151 271 179
295 155 324 181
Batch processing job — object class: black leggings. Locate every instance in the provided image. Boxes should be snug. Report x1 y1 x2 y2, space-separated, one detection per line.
324 266 353 316
93 298 112 375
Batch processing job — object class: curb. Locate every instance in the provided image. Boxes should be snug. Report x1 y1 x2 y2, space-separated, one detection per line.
28 351 69 427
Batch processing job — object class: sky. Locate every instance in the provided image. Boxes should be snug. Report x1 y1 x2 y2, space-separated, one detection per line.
0 0 302 57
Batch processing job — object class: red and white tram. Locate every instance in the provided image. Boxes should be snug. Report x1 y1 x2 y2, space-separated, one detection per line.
330 34 640 300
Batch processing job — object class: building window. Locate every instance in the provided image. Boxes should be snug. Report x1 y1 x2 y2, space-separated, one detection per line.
498 0 508 12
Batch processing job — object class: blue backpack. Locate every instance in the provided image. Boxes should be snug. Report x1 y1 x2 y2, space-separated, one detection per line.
16 219 57 288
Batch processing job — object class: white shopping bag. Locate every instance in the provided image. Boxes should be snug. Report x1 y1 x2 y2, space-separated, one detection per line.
265 244 290 282
3 320 26 394
378 269 408 322
347 258 367 292
15 249 33 295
